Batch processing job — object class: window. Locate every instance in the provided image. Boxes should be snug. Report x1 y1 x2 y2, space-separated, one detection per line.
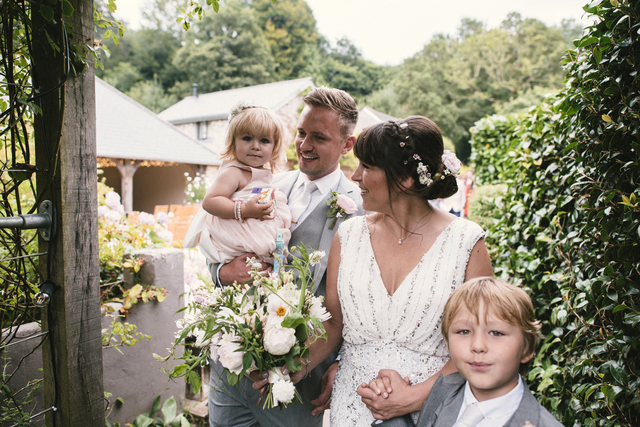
196 121 208 140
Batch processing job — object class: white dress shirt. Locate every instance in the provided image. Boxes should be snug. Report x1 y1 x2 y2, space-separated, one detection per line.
456 375 524 427
288 168 341 227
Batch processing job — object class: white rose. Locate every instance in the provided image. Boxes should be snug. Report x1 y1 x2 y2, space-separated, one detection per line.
263 325 296 355
271 379 296 406
217 334 245 374
209 343 220 363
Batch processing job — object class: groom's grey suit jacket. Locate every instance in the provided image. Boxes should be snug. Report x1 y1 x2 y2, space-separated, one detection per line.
376 373 563 427
209 169 364 427
274 169 364 299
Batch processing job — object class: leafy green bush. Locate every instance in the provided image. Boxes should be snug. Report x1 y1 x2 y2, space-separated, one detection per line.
466 183 507 243
469 113 524 186
469 1 640 424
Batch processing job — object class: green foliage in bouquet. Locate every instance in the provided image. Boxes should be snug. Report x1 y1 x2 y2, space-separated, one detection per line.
159 244 330 408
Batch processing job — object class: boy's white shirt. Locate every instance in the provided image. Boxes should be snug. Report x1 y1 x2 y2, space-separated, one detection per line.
289 167 341 228
457 375 524 427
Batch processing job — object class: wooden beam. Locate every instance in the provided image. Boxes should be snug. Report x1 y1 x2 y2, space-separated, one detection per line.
33 0 105 425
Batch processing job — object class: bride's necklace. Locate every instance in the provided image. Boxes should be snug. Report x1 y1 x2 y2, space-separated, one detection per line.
382 211 433 245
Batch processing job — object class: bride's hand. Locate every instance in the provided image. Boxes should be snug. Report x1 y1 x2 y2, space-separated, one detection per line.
358 369 412 420
360 372 411 399
249 370 270 392
361 376 392 399
289 362 309 384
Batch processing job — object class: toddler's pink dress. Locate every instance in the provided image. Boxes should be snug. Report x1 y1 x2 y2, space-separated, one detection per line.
184 161 291 265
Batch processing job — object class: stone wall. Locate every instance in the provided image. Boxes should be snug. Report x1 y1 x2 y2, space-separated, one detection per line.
1 247 187 426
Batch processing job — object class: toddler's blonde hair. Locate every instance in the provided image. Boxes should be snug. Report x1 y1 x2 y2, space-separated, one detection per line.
220 104 287 172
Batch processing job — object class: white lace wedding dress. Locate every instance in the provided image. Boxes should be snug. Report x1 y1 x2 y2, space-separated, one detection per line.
329 216 484 427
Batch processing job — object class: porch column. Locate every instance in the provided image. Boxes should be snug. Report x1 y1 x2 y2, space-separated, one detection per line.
115 160 140 213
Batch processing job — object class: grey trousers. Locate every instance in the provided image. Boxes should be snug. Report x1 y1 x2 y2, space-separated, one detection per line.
208 359 326 427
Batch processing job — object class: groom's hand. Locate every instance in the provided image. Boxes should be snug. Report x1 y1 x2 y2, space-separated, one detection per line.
219 253 267 286
310 361 339 416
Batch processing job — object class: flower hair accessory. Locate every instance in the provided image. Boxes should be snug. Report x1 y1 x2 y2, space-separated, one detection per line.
326 191 357 229
415 150 462 187
441 150 462 175
228 102 260 121
417 162 433 186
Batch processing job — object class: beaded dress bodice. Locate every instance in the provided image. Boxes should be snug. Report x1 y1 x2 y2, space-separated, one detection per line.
329 215 484 426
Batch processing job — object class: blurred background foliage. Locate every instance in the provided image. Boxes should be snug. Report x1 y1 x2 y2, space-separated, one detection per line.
94 0 581 162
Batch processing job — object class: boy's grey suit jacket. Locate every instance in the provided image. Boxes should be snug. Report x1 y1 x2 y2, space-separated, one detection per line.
375 373 563 427
417 373 563 427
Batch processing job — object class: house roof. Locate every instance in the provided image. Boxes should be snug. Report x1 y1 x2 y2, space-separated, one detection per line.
95 77 221 166
355 106 398 134
158 77 315 125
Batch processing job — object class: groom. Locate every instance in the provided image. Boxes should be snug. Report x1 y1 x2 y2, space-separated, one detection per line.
208 86 365 427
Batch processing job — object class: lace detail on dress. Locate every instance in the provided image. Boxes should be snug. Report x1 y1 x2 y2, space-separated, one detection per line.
330 216 484 427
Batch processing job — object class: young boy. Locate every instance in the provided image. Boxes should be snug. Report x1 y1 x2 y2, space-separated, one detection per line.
375 277 563 427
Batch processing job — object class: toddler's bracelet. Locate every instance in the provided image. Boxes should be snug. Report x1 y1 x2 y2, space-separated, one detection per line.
234 200 243 222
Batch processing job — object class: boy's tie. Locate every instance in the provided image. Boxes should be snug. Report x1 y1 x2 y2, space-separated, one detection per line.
290 180 317 224
452 402 484 427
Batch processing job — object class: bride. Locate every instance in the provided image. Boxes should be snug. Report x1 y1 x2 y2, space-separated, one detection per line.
295 116 493 426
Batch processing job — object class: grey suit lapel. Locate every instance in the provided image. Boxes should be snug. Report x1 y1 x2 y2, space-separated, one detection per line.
433 388 464 427
505 383 540 427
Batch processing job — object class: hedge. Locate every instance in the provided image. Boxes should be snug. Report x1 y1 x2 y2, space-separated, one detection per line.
469 1 640 425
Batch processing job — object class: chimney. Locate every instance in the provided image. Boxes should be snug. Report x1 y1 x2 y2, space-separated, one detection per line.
192 83 198 98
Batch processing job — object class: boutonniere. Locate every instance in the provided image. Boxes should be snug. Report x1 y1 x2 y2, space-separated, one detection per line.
326 191 357 230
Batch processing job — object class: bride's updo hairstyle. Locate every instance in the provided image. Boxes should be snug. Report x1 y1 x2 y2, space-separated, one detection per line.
353 115 458 201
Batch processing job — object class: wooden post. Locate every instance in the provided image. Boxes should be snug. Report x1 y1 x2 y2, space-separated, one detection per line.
116 159 140 212
33 0 105 425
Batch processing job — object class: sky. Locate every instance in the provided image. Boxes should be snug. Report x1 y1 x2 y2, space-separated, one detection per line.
113 0 593 66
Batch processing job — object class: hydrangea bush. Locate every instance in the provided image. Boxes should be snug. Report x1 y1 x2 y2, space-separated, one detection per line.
97 180 175 349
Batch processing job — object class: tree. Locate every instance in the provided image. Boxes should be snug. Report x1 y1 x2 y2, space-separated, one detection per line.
170 0 276 95
319 38 388 102
250 0 319 80
367 15 577 161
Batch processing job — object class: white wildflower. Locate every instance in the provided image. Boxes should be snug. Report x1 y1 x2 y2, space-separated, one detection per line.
309 250 325 266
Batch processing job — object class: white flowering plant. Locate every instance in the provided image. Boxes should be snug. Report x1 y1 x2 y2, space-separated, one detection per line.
160 244 330 409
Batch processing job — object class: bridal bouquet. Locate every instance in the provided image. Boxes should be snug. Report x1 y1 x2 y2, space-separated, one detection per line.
161 244 330 409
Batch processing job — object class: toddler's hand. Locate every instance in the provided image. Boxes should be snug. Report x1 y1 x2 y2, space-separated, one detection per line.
243 195 274 220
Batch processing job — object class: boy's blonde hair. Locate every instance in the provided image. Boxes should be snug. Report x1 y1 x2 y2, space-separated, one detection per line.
441 277 541 358
220 104 286 173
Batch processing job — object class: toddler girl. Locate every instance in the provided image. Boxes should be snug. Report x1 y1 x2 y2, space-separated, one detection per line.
184 104 291 266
